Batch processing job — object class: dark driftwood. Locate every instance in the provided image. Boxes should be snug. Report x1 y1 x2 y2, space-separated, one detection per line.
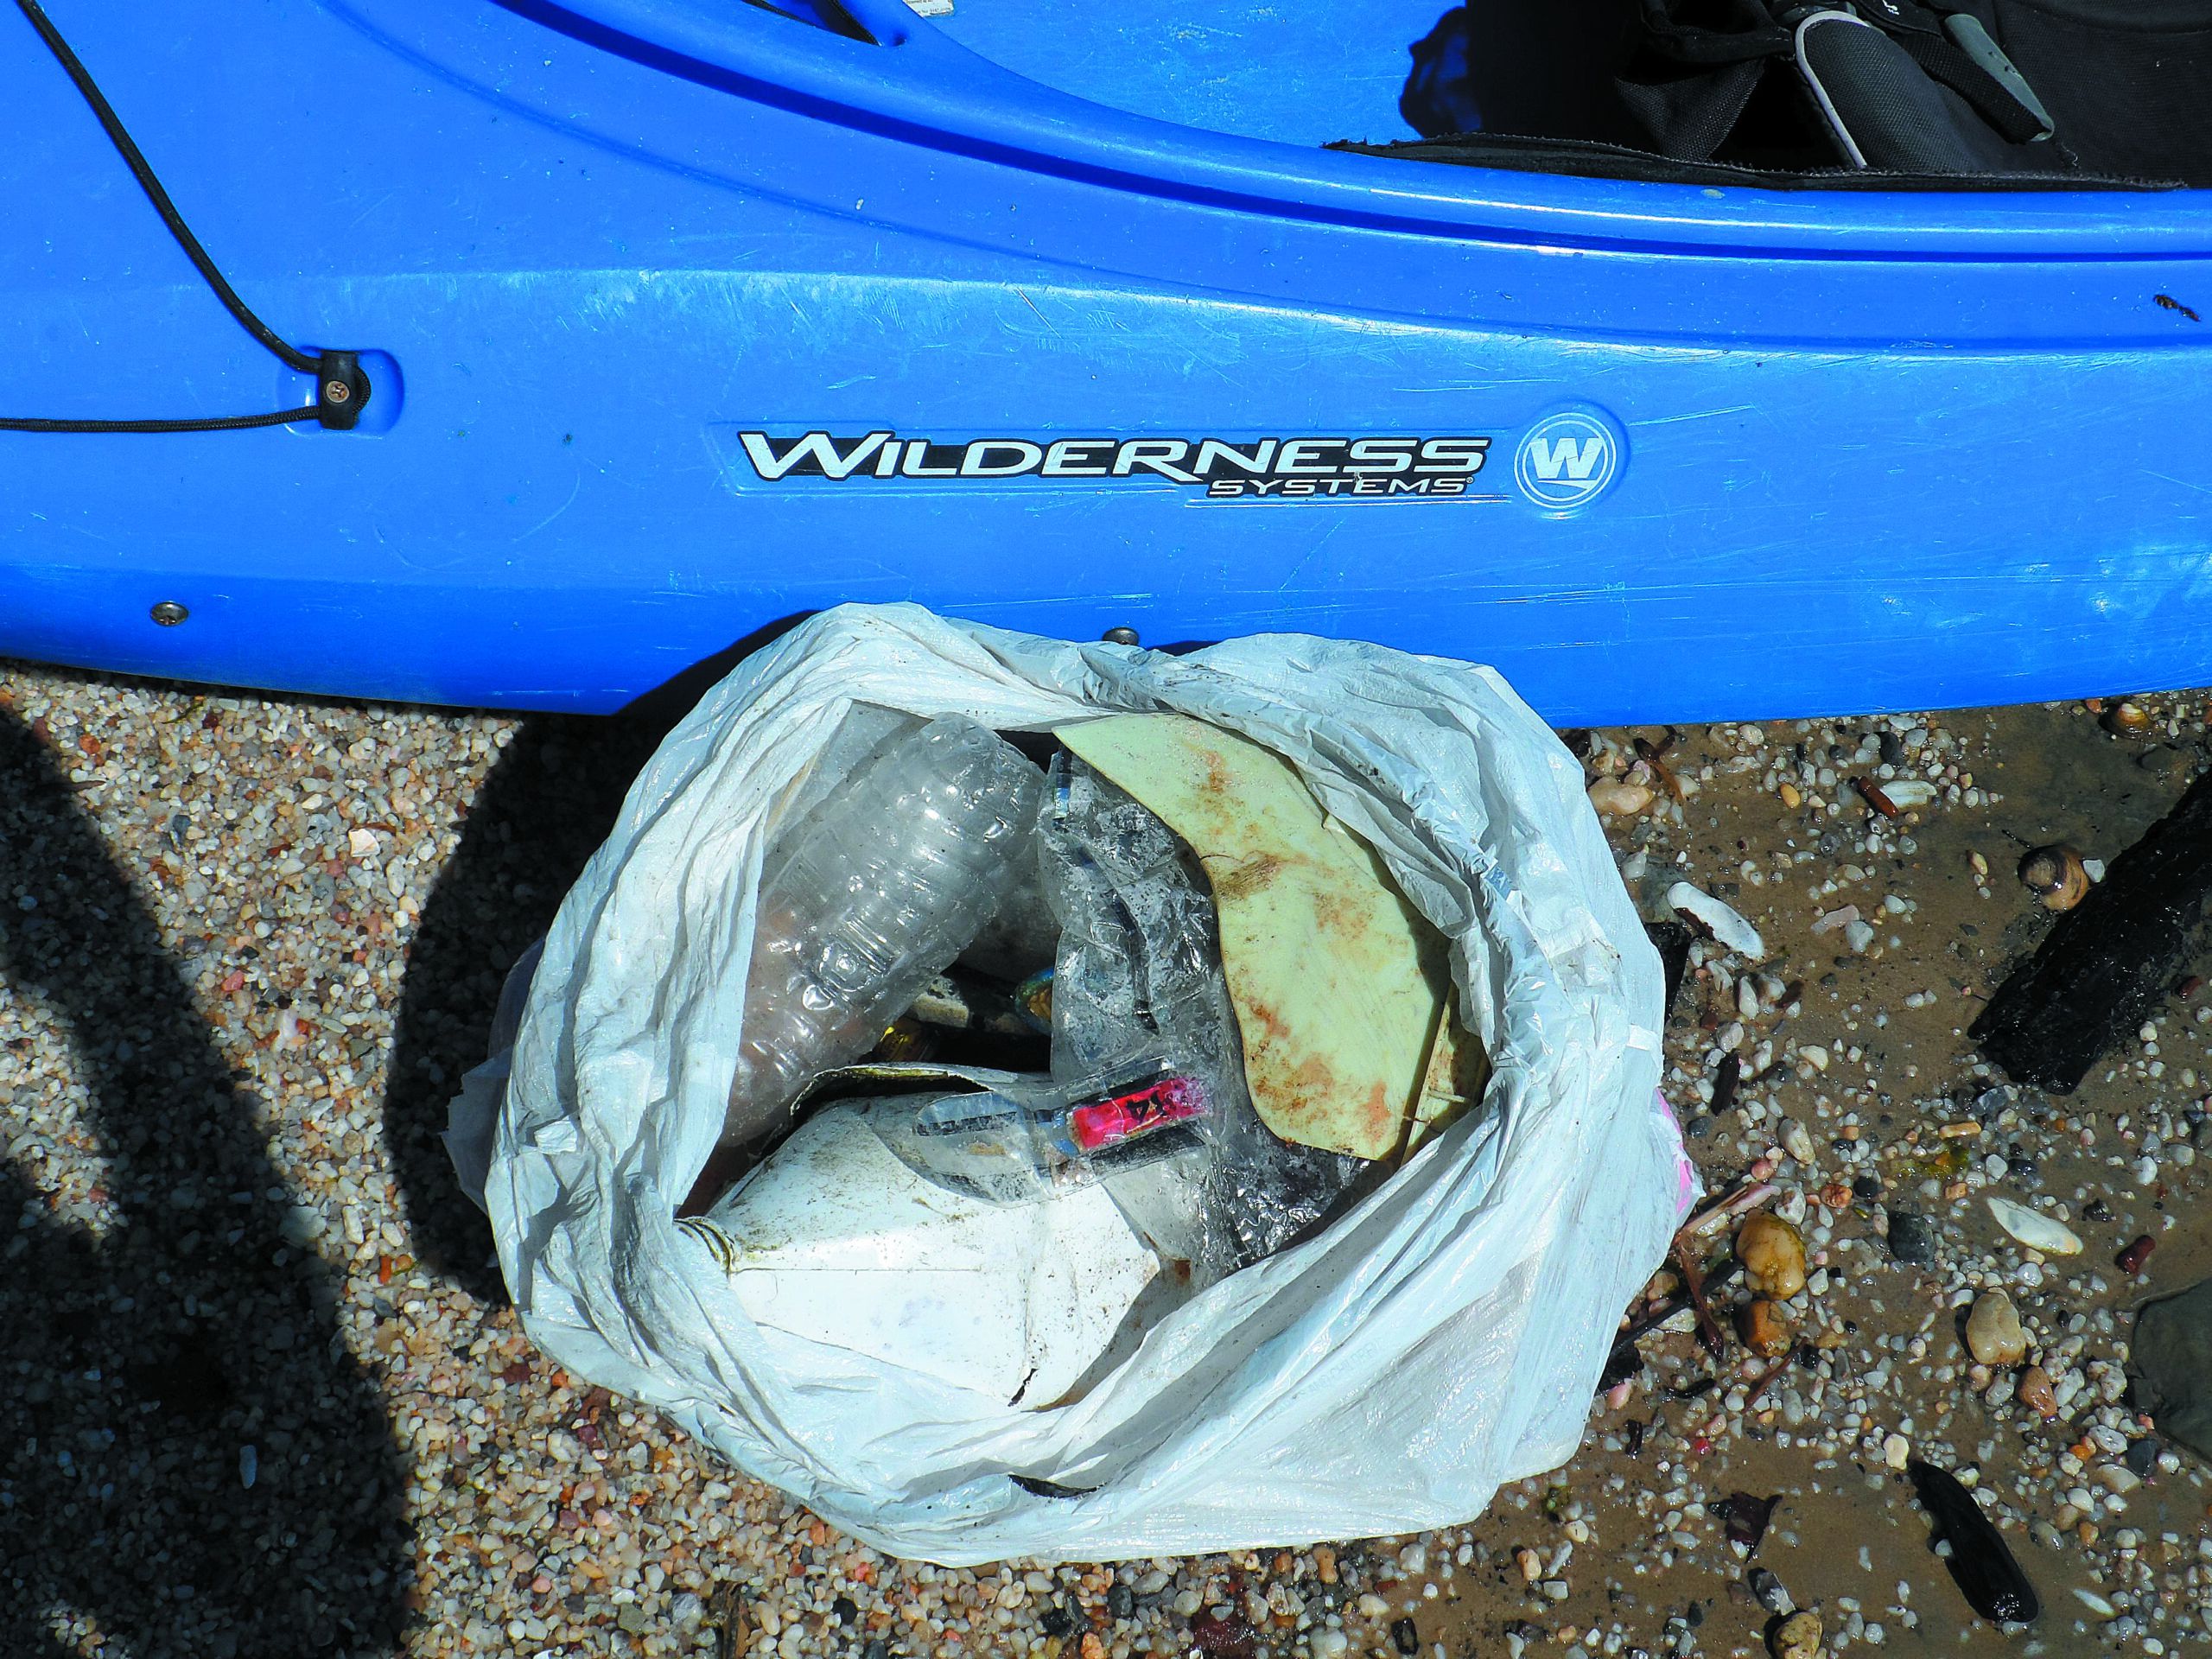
1971 767 2212 1093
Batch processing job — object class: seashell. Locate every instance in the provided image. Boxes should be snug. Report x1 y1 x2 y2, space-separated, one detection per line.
1986 1196 2083 1255
1881 779 1937 809
1667 881 1765 959
1588 779 1654 817
2101 699 2151 736
2018 845 2089 911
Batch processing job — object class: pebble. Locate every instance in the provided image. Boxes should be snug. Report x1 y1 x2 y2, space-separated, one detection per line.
1966 1290 2027 1366
2018 1364 2059 1419
1738 1298 1794 1357
1886 1209 1941 1266
1770 1609 1823 1659
1591 780 1656 816
1737 1212 1808 1299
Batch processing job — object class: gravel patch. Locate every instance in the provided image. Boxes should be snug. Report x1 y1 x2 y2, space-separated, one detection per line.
3 664 2209 1659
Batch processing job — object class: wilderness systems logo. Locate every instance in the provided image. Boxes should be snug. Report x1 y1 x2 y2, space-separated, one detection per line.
1511 411 1622 510
734 432 1499 499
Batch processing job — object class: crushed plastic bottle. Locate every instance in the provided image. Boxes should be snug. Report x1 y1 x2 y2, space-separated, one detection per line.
721 715 1045 1148
1038 753 1369 1281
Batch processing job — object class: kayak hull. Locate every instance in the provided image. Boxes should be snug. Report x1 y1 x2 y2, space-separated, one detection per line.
3 0 2210 721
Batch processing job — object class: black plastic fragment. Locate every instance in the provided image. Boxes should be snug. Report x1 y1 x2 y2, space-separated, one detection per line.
1716 1491 1778 1551
1649 919 1695 1018
1011 1474 1095 1499
1907 1459 2040 1624
1971 768 2212 1091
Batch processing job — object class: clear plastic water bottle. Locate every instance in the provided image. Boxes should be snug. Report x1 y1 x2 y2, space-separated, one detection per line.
721 715 1044 1147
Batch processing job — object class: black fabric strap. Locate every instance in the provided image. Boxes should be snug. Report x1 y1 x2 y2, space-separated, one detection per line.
1886 24 2049 144
0 0 367 434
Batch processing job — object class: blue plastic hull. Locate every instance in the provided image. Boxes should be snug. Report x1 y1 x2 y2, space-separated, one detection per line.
3 0 2211 722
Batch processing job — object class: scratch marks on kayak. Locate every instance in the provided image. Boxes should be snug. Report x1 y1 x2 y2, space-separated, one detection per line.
1631 405 1757 427
1012 289 1060 337
511 474 582 543
1274 515 1348 592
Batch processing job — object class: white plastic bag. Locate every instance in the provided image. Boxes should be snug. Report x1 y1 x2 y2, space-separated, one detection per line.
454 603 1692 1565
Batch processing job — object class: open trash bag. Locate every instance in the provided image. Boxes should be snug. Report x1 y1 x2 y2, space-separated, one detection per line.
450 603 1691 1564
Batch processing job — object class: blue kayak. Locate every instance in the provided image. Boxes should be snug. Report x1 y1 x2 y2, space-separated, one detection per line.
3 0 2209 722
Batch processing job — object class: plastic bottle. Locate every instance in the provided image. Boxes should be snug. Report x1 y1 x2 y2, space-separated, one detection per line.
721 716 1044 1147
872 1059 1213 1205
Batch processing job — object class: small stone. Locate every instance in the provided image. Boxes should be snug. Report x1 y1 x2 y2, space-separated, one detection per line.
1357 1592 1390 1618
1883 1433 1911 1470
1770 1608 1822 1659
2017 1365 2058 1420
1107 1584 1135 1618
1391 1618 1420 1656
1516 1548 1542 1583
1886 1210 1939 1266
1738 1298 1794 1357
1780 1119 1815 1166
1737 1212 1808 1299
1310 1632 1350 1659
1590 780 1655 817
1966 1290 2027 1366
1843 918 1876 952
